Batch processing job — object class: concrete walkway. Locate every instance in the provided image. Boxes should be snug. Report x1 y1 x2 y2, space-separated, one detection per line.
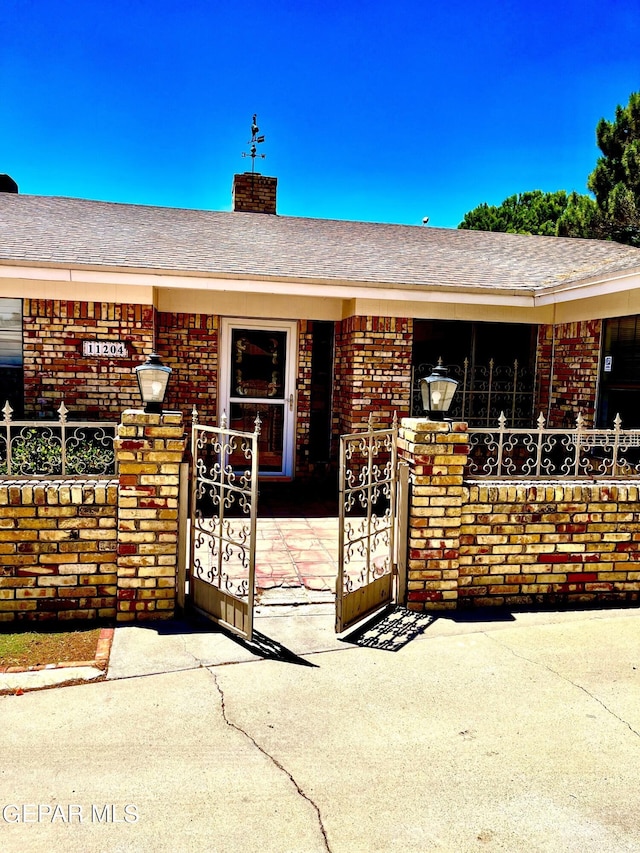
1 605 640 852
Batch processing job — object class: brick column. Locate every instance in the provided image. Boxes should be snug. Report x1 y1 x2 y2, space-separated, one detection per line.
536 320 602 427
115 410 187 622
333 316 413 438
398 418 469 611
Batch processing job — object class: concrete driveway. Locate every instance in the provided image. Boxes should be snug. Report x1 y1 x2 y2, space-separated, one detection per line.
1 605 640 852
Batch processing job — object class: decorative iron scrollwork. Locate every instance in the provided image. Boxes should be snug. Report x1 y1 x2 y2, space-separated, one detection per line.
338 414 398 598
190 412 260 607
467 411 640 479
0 400 116 476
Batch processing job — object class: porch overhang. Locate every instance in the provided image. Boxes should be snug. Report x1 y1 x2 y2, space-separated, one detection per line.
2 258 640 324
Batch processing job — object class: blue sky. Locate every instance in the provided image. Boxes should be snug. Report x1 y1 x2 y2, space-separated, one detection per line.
2 0 639 228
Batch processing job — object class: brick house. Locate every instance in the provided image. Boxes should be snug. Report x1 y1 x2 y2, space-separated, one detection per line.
2 171 640 481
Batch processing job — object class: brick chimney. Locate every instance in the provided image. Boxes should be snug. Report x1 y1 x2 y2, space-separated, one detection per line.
232 172 277 214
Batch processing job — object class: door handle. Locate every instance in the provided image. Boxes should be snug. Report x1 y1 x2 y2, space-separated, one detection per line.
289 393 294 411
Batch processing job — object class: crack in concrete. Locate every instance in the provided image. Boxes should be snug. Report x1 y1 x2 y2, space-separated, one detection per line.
177 633 206 669
209 669 332 853
486 632 640 739
104 641 359 684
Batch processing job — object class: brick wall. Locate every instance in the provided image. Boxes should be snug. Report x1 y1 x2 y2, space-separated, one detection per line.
334 316 413 439
23 299 154 418
536 320 602 427
0 479 118 623
157 312 218 423
399 417 640 612
295 320 314 477
459 482 640 608
21 302 411 478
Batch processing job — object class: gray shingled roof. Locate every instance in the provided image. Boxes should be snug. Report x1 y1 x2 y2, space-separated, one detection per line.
2 193 640 293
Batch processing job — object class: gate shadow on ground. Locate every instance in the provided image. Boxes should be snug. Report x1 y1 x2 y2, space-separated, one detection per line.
152 615 318 668
339 605 518 651
244 628 319 667
339 605 437 651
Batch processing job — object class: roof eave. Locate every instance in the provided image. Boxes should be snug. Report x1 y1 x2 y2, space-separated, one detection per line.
533 266 640 306
0 257 539 301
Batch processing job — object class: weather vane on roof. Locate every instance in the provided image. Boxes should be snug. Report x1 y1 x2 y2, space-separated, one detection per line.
242 114 266 173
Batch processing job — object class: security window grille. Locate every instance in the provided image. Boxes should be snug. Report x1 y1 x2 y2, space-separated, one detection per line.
411 319 536 426
599 315 640 428
0 298 23 417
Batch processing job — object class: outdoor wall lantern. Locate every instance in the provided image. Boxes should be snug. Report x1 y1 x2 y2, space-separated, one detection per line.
420 364 459 420
135 353 172 413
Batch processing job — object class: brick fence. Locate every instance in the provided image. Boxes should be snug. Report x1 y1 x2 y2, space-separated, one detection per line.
0 479 118 622
399 418 640 611
0 410 187 625
3 412 639 624
460 481 640 607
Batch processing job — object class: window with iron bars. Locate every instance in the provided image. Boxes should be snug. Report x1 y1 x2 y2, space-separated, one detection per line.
411 320 537 426
598 314 640 429
0 297 23 418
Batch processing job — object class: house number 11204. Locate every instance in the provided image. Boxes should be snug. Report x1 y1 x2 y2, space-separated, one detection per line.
82 341 128 358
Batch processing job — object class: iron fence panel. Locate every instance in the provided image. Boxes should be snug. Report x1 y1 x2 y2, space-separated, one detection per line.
1 401 117 477
467 412 640 478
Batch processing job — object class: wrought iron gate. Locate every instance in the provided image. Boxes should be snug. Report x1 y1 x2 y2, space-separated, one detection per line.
336 414 400 633
189 410 260 641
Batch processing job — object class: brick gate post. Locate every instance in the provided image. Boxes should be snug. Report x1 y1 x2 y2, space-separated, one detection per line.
114 410 187 622
398 418 469 611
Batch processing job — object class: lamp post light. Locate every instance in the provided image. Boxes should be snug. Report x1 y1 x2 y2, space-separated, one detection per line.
419 363 459 420
135 353 172 414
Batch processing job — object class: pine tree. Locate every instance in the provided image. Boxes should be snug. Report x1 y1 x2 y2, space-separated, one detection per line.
458 190 595 237
458 92 640 245
556 192 603 239
587 92 640 246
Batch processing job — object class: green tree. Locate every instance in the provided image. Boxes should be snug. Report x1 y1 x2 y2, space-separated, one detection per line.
458 189 595 236
556 192 603 239
588 91 640 246
458 92 640 245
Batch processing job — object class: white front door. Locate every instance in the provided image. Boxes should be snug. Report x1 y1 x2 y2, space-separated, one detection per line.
220 319 297 478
